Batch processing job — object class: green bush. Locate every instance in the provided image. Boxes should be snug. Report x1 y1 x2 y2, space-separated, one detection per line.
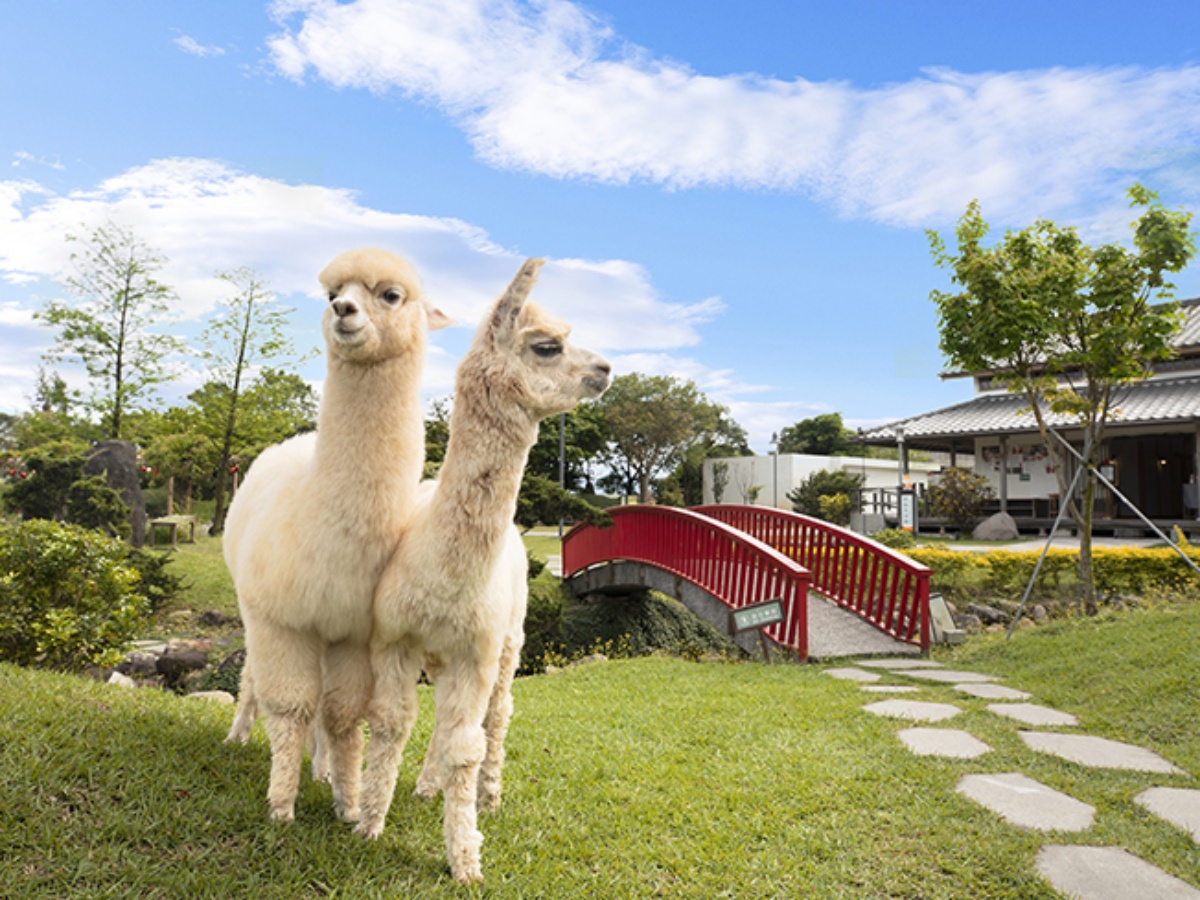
4 444 130 539
818 492 852 526
560 589 739 661
788 469 864 520
0 519 151 670
520 579 566 675
871 528 916 549
927 467 993 535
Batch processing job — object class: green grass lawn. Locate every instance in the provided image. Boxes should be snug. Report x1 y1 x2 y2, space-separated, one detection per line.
2 599 1198 898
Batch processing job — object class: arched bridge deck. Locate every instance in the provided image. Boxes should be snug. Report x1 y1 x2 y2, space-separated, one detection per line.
562 505 931 662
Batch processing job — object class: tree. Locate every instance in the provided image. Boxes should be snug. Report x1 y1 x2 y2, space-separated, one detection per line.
777 412 854 455
596 373 728 503
661 409 750 506
36 222 185 439
788 469 865 520
198 268 305 534
526 402 609 492
927 467 994 536
930 185 1195 612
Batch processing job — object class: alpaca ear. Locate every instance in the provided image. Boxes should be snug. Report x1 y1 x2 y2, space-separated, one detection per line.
427 306 453 331
490 258 544 336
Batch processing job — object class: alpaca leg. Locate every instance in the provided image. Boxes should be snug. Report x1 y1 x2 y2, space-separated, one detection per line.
319 640 372 823
477 640 520 812
225 661 258 744
355 646 421 839
435 659 498 885
414 656 446 799
253 629 323 822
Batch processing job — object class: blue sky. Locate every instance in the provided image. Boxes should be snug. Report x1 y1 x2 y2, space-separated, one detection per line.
3 0 1199 452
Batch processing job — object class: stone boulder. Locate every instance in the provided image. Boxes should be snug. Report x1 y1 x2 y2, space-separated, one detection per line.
972 511 1020 542
83 440 147 547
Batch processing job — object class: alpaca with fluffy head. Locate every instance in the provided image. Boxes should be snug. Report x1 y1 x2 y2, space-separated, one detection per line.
354 259 610 884
223 248 448 824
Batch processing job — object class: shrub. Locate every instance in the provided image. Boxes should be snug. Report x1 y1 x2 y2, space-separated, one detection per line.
818 493 852 526
560 589 738 661
4 444 130 539
871 528 916 549
927 467 994 535
0 519 151 670
520 579 566 675
788 469 864 519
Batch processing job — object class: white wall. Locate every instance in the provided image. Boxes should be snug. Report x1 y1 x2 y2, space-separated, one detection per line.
973 437 1060 499
702 453 942 509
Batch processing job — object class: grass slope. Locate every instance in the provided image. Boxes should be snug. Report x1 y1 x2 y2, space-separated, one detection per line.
3 572 1197 896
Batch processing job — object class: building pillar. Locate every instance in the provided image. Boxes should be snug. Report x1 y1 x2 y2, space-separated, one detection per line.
999 435 1009 514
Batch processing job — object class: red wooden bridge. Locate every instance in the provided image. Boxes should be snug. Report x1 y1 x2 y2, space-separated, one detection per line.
562 504 931 662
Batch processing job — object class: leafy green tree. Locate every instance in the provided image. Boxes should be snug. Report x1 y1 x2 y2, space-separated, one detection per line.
424 397 452 477
788 469 865 520
927 467 995 536
36 222 185 439
777 412 853 455
596 373 729 503
930 185 1195 612
526 402 609 492
515 473 610 530
661 410 751 507
198 268 306 534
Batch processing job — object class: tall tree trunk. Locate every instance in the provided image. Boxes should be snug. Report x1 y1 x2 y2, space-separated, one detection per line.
1078 472 1098 614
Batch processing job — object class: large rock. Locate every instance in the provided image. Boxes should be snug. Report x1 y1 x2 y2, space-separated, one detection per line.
972 511 1020 541
83 440 147 547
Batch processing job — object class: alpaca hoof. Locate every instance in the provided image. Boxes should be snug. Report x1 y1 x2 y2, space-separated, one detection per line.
335 802 360 824
224 730 249 745
354 818 384 840
268 805 295 823
413 782 439 802
452 865 484 886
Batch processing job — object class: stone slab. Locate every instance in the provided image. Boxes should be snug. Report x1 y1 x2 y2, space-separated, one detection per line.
823 667 881 682
899 669 998 684
861 685 920 693
806 594 923 660
987 703 1079 727
1135 787 1200 843
956 773 1094 832
1020 731 1186 774
899 727 992 759
1036 845 1200 899
954 683 1031 701
863 699 962 723
855 658 943 670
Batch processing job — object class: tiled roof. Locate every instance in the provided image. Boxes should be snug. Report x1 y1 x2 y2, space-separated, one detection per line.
1174 298 1200 349
861 375 1200 447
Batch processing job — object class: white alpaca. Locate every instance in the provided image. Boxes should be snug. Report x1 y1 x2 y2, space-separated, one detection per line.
223 248 448 824
354 259 610 884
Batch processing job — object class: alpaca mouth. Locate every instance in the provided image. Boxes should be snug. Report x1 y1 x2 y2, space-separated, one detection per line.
583 374 610 397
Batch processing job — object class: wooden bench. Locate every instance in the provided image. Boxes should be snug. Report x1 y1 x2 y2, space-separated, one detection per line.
148 515 196 548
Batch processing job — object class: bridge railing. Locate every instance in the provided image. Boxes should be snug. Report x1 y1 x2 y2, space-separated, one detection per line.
693 505 930 651
562 506 811 658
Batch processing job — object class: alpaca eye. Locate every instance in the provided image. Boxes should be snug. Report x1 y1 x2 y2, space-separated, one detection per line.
382 287 406 305
532 341 562 358
327 290 339 303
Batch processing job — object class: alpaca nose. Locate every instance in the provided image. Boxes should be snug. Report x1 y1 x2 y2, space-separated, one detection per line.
332 298 358 318
595 360 612 378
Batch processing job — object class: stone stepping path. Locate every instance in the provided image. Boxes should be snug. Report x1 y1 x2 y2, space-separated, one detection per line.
823 667 881 682
1019 731 1186 774
860 684 919 694
1135 787 1200 842
899 727 991 759
862 698 962 723
956 772 1096 831
987 702 1079 727
1036 846 1200 899
836 655 1199 897
954 682 1031 700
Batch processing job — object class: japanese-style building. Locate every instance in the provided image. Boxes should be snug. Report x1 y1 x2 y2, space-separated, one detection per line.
858 297 1200 535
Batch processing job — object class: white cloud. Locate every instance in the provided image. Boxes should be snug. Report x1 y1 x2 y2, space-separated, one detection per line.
266 0 1200 227
173 34 226 58
11 151 64 172
0 157 714 410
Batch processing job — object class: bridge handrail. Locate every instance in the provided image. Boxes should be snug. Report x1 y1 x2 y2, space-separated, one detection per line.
562 505 811 657
693 505 930 651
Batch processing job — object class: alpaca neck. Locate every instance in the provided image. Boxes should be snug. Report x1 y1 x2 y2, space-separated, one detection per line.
428 389 537 575
312 351 425 526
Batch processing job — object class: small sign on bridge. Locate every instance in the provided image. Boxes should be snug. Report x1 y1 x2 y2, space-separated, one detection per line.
730 598 785 662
